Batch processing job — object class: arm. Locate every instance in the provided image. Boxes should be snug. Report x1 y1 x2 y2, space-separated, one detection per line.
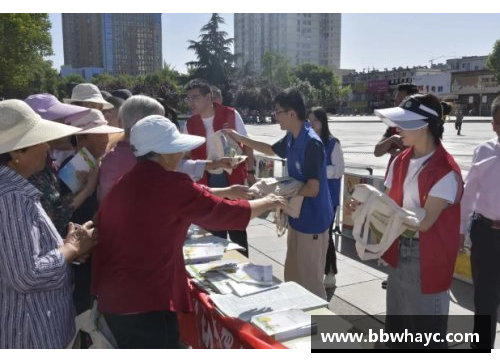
234 111 257 182
374 135 403 157
298 139 323 198
326 141 345 179
0 195 94 293
177 179 284 231
210 184 253 200
72 167 99 208
297 179 320 198
417 196 450 233
223 129 276 156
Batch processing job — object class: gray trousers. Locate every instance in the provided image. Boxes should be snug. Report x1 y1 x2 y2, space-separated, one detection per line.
385 238 449 348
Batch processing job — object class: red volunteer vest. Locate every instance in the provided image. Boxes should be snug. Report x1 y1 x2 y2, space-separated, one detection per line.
186 103 247 186
382 143 463 294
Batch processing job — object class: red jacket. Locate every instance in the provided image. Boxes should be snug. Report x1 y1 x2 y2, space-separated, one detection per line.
382 143 463 294
186 103 247 185
92 161 250 314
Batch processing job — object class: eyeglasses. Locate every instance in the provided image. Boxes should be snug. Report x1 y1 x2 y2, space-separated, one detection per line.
273 109 289 117
184 94 203 103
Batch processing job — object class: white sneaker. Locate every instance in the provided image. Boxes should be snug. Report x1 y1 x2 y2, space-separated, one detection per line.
323 273 336 288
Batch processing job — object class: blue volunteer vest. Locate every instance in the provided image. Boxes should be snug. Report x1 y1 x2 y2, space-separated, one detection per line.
325 136 341 207
286 123 333 234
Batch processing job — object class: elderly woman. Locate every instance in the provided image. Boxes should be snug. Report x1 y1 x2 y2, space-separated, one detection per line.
60 109 122 315
24 93 96 237
0 100 98 348
92 115 286 349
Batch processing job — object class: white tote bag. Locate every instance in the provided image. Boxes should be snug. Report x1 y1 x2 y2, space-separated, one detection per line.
351 184 425 261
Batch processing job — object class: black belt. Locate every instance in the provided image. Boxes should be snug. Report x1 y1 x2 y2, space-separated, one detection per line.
400 236 419 244
474 213 500 229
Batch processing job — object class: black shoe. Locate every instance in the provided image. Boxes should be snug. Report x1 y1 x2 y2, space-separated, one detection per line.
381 280 388 289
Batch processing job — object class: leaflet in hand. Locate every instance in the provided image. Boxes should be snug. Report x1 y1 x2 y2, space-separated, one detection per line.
58 147 96 194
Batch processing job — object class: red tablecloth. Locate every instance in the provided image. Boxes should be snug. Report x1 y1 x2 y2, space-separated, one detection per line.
178 280 287 349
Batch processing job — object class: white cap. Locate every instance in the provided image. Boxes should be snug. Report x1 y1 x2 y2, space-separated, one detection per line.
130 115 205 157
63 83 114 110
374 96 440 130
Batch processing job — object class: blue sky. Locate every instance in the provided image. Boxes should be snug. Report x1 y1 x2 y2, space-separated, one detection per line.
47 13 500 74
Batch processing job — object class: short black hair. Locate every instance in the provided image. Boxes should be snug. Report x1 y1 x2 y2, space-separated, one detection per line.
274 88 306 121
397 83 419 95
185 79 212 96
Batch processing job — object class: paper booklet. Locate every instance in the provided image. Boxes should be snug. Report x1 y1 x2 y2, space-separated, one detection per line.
221 263 274 286
251 308 316 341
186 259 240 279
58 147 96 193
183 244 225 264
184 235 246 252
210 281 328 321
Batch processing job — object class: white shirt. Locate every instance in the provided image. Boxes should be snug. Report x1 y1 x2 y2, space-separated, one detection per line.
326 140 345 179
385 151 459 211
460 138 500 233
184 110 248 160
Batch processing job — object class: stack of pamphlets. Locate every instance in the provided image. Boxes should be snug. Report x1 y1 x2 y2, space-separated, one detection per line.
183 244 225 264
250 308 316 341
210 282 328 321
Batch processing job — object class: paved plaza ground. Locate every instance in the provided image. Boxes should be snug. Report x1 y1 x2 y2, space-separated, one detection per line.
243 118 499 349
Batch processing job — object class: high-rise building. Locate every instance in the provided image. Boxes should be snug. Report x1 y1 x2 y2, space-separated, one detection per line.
62 14 162 77
234 13 341 73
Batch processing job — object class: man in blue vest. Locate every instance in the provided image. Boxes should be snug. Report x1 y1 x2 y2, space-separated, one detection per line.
224 88 333 299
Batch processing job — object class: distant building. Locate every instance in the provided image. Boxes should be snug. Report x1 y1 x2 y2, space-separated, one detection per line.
62 14 162 78
234 13 341 72
446 56 489 72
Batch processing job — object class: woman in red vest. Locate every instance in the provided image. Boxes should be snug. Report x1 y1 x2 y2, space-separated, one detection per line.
371 94 462 348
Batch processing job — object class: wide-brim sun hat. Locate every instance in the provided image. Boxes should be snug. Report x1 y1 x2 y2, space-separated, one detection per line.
65 109 123 134
25 93 90 121
130 115 205 157
374 96 441 130
63 83 114 110
0 99 81 154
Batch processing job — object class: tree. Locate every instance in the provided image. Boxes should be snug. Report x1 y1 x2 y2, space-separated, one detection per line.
186 13 236 95
293 63 335 89
261 51 291 88
487 39 500 84
0 13 54 98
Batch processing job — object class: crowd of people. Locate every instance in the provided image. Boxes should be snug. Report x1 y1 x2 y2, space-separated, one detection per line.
0 78 499 349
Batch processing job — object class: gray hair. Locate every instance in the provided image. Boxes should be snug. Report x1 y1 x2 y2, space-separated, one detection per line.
119 95 165 133
492 96 500 119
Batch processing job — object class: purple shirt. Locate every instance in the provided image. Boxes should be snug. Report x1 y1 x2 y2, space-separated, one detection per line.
98 141 137 202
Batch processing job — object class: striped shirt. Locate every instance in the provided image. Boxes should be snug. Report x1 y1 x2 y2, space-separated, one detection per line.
0 166 75 348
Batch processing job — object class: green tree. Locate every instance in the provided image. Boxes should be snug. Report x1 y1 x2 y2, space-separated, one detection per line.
261 51 291 88
293 63 335 89
186 13 236 95
0 13 54 98
487 39 500 83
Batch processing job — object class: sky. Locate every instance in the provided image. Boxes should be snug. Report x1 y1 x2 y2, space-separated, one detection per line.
46 13 500 74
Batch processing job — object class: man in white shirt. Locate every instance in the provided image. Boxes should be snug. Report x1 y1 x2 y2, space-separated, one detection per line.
460 96 500 349
184 79 256 255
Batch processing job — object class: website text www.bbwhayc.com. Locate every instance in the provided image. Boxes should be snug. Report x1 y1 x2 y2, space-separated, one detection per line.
310 315 492 352
319 328 478 347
